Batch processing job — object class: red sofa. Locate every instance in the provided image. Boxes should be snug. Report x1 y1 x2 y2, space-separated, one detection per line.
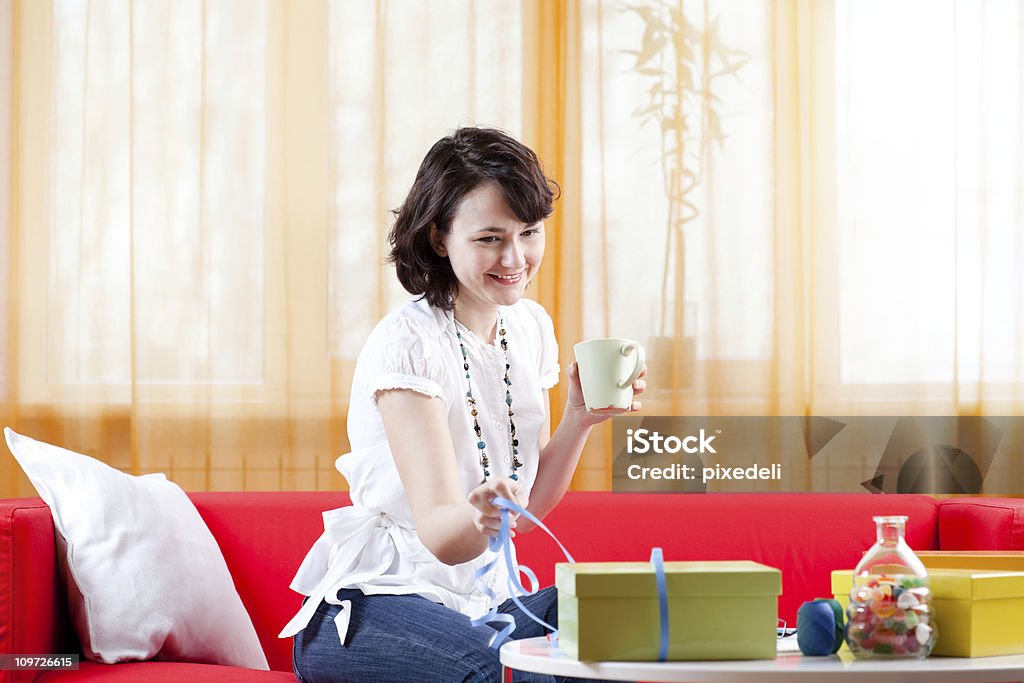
2 492 1023 682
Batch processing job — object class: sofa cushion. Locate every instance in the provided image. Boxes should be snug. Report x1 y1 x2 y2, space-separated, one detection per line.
189 491 351 672
939 498 1024 550
0 500 78 683
4 429 267 670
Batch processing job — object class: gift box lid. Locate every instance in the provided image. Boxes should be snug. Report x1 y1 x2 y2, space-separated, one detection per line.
831 568 1024 601
557 560 781 598
918 551 1024 571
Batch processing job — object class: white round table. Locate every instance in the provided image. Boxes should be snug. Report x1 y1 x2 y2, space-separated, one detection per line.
499 637 1024 682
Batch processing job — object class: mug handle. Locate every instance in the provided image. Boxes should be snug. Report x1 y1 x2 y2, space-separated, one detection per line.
617 342 646 389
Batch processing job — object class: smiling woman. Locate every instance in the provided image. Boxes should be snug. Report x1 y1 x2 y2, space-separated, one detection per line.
279 127 642 683
429 182 545 327
386 127 557 325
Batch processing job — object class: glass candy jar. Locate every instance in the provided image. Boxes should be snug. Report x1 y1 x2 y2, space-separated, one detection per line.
845 516 936 658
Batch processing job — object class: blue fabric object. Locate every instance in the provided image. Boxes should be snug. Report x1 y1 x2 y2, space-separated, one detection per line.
470 496 575 649
797 599 844 656
650 548 669 662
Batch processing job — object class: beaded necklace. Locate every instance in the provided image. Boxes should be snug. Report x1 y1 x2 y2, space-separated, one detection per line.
454 313 521 483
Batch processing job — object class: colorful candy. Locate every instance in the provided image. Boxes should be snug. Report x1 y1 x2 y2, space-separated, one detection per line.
846 574 935 658
896 591 919 609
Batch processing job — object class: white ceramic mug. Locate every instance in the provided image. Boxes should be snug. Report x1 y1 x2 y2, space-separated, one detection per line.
573 339 646 411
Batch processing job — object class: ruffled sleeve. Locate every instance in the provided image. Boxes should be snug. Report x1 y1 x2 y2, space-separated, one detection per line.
359 315 451 405
519 299 560 389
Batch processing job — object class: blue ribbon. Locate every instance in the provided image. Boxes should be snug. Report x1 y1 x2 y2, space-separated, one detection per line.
472 498 670 661
471 496 574 648
650 547 669 661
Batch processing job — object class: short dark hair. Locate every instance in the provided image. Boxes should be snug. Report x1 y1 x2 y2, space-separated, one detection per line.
387 127 559 310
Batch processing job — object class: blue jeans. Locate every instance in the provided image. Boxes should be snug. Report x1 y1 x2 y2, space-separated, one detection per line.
292 586 632 683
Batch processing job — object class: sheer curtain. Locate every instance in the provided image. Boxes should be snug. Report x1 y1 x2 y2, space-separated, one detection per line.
1 0 525 496
7 0 318 494
2 0 1022 497
556 0 1024 489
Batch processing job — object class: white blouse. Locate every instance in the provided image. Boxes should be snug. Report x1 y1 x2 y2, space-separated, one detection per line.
280 296 559 644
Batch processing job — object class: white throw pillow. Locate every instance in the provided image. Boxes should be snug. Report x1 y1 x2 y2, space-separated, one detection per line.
4 427 269 669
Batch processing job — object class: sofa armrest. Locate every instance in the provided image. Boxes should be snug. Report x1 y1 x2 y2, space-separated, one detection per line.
0 498 74 683
938 497 1024 550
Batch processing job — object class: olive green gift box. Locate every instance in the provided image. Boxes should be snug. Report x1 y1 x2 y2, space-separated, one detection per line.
555 560 782 661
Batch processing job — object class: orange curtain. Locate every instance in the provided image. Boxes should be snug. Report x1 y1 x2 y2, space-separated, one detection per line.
3 0 1023 497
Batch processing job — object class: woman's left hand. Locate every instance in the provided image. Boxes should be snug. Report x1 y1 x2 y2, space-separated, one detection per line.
565 361 647 427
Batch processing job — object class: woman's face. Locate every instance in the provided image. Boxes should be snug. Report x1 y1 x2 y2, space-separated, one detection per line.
436 182 545 311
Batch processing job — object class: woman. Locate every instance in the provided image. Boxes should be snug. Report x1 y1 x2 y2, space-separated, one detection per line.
281 127 645 682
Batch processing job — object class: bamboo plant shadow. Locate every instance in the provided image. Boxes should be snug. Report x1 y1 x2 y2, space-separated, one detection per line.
623 1 750 390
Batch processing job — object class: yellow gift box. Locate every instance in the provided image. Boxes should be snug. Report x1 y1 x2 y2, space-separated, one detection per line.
831 568 1024 657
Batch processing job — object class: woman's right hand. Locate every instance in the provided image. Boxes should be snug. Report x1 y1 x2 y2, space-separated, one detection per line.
467 477 529 539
